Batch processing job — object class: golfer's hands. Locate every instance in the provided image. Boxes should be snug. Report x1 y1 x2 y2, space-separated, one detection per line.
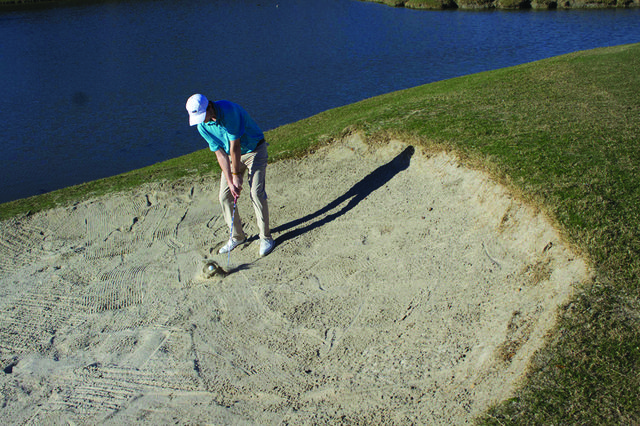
230 174 243 199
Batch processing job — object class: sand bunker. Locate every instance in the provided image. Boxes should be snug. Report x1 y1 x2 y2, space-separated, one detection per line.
0 134 589 424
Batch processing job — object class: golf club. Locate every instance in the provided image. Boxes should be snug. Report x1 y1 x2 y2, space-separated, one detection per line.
228 196 237 268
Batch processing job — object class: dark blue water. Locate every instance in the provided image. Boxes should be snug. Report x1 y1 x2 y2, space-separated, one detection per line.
1 0 639 203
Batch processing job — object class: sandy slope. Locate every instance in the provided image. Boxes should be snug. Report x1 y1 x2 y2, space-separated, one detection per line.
0 134 589 424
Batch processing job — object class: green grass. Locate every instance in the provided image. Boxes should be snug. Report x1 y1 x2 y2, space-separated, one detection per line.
2 43 640 423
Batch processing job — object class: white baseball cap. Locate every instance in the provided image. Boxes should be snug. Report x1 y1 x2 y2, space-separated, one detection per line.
186 94 208 126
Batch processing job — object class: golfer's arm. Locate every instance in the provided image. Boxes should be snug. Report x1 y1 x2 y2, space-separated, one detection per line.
215 149 233 185
229 139 242 174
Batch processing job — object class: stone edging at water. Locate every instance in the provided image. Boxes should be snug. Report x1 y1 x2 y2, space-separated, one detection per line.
361 0 639 9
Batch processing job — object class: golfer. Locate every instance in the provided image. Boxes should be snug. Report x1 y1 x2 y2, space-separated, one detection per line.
186 94 275 257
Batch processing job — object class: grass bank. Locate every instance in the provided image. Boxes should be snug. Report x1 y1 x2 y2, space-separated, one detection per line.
2 43 639 423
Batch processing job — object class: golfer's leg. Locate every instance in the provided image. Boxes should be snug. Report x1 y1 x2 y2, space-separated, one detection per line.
219 174 245 240
246 145 271 240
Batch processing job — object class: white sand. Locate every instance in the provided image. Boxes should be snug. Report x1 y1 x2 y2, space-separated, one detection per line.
0 134 589 424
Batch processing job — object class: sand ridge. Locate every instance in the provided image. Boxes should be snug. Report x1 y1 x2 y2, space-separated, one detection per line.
0 134 589 424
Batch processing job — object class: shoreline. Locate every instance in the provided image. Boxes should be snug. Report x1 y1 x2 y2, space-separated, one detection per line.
360 0 640 9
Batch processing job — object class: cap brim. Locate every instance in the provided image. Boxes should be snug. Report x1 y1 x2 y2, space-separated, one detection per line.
189 111 206 126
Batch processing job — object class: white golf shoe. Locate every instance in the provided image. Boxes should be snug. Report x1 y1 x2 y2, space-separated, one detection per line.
219 238 246 254
259 238 275 257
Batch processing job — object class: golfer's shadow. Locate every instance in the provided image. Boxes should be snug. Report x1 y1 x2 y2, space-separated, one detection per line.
273 145 415 246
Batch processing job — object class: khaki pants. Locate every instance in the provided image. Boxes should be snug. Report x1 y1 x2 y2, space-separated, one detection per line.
219 142 271 240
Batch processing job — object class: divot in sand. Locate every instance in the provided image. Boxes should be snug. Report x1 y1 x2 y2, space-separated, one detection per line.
0 134 589 424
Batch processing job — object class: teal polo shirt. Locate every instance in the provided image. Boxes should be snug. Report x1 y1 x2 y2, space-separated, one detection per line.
196 100 264 155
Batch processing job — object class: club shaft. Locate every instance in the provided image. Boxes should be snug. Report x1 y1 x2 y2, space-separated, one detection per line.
228 200 236 267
